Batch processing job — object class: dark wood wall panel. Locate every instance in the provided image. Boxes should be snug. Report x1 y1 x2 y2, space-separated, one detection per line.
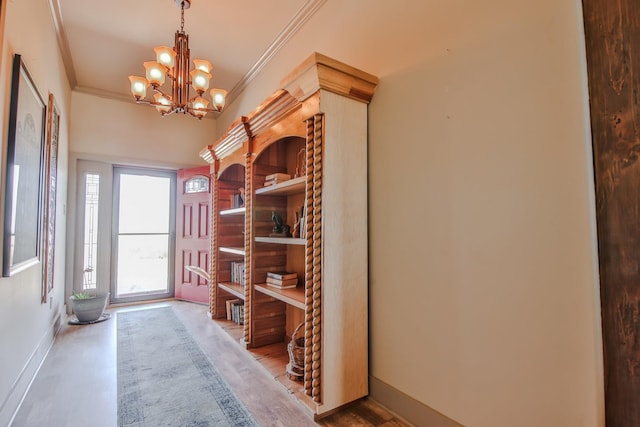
582 0 640 424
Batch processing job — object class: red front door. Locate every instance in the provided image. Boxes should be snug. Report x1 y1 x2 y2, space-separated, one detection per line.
175 166 211 304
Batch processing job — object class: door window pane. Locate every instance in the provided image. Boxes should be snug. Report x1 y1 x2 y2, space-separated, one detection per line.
83 173 99 290
116 234 169 296
184 175 209 193
118 174 170 234
113 170 174 300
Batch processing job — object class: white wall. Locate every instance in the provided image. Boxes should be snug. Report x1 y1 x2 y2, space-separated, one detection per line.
70 92 216 168
0 0 71 424
367 2 603 425
217 0 604 426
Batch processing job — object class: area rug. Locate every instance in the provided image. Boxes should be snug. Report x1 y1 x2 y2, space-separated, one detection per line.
117 306 257 427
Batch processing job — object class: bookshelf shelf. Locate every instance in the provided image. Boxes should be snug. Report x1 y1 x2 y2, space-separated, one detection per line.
255 176 305 196
220 207 245 216
219 247 246 256
255 237 305 246
218 282 245 300
255 284 305 310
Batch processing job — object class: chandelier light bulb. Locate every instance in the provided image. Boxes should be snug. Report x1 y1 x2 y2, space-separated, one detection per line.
193 59 212 73
154 46 177 68
192 97 209 119
128 76 149 99
190 69 211 93
153 93 173 114
210 88 227 111
144 61 167 86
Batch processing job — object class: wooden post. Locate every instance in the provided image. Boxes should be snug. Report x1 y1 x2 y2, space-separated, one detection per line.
582 0 640 424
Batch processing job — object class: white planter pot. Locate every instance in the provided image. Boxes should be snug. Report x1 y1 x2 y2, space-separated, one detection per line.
69 292 109 322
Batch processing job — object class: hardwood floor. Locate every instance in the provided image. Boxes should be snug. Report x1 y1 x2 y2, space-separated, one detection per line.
10 300 409 427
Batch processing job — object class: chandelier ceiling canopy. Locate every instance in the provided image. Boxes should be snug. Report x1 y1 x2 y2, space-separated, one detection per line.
128 0 227 119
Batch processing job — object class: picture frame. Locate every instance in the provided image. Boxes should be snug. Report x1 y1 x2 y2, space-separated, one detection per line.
41 93 60 302
3 54 47 277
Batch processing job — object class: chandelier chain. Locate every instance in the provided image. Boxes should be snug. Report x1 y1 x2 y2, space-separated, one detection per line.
180 2 185 33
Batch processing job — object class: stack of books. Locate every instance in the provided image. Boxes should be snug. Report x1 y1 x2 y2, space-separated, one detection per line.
266 271 298 289
226 299 244 324
264 173 291 186
230 261 245 286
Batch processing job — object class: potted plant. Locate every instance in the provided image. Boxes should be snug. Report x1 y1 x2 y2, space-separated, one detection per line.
69 268 110 324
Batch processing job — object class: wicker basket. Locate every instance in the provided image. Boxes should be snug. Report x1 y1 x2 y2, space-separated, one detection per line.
286 323 305 381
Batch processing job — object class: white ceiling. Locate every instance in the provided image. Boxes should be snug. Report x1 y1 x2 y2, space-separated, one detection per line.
55 0 323 103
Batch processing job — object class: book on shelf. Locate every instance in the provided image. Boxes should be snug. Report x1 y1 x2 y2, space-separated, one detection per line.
266 276 298 289
227 300 244 324
292 205 305 239
226 298 240 321
233 302 244 325
230 261 245 286
265 172 291 181
263 173 291 187
267 271 297 280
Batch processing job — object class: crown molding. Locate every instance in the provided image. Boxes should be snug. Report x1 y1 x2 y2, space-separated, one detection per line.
48 0 77 88
49 0 326 111
74 85 132 102
225 0 327 101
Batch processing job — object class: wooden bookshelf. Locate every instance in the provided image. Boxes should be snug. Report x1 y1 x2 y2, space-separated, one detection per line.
201 53 377 418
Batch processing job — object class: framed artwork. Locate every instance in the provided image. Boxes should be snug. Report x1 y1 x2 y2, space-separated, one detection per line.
42 93 60 302
3 54 46 277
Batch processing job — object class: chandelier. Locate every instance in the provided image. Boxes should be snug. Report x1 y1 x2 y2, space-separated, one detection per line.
128 0 227 119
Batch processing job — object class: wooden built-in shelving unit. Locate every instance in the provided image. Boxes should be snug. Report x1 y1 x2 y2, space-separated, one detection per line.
200 52 378 418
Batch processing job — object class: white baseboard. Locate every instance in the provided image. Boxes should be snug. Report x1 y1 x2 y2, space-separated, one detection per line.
369 376 464 427
1 312 62 427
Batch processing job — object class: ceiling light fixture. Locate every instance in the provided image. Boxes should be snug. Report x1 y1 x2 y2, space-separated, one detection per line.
128 0 227 119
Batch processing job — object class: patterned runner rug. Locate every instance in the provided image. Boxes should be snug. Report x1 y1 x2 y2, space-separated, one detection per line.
117 306 257 427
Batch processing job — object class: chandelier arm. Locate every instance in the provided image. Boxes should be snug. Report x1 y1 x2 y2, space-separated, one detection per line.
186 93 205 104
131 97 172 108
132 95 221 116
151 86 171 99
133 97 180 116
160 108 179 117
185 107 220 119
188 106 223 114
